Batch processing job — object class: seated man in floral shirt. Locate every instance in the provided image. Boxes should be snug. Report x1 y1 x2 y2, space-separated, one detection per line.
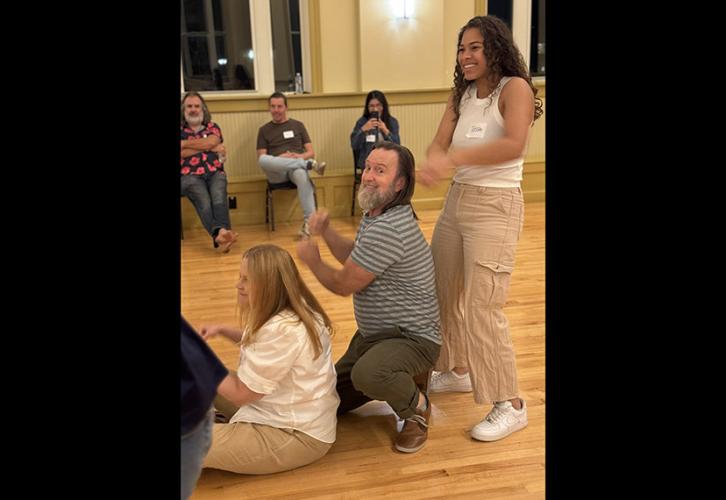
181 91 238 252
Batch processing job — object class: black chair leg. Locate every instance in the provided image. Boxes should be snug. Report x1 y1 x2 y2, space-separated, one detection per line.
270 189 275 231
265 188 270 225
351 182 356 216
180 195 185 240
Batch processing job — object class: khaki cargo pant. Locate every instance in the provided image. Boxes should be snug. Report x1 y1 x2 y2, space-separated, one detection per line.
432 182 524 404
202 394 332 475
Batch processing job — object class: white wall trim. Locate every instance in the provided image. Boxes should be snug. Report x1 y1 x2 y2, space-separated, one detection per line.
512 0 532 69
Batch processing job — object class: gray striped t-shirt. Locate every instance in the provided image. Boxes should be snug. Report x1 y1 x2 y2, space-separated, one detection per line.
350 204 441 345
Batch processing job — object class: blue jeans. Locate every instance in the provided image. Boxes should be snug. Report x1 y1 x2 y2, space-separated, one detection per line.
180 409 213 500
258 155 316 218
180 171 231 241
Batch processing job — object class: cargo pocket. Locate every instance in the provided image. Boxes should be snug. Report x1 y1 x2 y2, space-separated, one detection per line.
473 260 513 307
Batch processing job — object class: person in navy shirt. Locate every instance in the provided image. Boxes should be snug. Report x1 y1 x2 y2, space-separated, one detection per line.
181 315 227 499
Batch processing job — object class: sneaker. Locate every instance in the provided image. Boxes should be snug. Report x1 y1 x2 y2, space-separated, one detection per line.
470 399 528 442
296 220 311 239
307 159 326 175
395 393 430 453
430 370 473 393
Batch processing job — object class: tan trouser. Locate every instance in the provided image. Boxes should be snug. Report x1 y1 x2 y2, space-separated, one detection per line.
431 182 524 404
203 395 332 475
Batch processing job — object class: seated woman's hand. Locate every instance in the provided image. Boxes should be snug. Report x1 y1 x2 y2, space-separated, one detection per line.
200 325 226 341
361 118 379 132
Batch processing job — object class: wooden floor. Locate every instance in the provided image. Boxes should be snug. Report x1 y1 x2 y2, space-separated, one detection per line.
182 202 545 499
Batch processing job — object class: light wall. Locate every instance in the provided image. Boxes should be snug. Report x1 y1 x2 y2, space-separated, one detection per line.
318 0 474 92
443 1 476 86
319 0 359 92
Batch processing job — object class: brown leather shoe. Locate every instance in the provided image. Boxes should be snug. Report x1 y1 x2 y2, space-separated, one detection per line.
394 393 430 453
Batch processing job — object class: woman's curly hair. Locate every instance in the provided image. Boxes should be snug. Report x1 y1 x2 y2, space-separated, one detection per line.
451 16 543 123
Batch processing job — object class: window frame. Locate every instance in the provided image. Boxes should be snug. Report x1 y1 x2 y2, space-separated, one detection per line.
487 0 545 82
180 0 312 97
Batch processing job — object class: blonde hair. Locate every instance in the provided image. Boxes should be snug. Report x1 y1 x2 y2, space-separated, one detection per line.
238 244 333 359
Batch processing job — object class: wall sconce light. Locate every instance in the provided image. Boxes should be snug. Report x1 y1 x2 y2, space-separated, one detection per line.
393 0 414 19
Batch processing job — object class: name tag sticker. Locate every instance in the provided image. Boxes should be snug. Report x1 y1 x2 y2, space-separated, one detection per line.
465 123 486 138
283 130 295 139
366 134 376 143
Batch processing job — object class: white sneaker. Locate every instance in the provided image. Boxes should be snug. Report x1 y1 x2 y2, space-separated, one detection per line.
430 371 473 393
295 220 310 240
470 399 528 442
307 159 326 175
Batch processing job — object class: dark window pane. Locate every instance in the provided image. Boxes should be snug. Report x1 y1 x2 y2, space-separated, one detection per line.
181 0 255 91
183 0 205 32
488 0 513 30
212 0 224 31
530 0 545 76
289 0 300 31
187 37 210 75
215 36 226 61
291 34 302 75
270 0 302 92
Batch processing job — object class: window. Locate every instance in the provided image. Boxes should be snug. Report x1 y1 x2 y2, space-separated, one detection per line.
181 0 255 91
180 0 308 94
529 0 545 76
487 0 513 29
487 0 545 78
270 0 303 92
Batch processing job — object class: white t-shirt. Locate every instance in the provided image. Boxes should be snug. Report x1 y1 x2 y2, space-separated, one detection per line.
451 77 527 187
230 311 339 443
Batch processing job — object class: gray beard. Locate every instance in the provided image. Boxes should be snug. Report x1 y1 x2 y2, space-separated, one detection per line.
185 114 203 128
357 184 396 212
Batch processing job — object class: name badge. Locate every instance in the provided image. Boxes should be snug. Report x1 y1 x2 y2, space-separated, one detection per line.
366 134 376 143
283 130 295 139
465 123 486 139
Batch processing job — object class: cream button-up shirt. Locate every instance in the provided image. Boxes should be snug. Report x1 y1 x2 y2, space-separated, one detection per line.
230 311 339 443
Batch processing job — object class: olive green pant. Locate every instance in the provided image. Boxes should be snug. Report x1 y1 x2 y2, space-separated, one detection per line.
335 327 440 419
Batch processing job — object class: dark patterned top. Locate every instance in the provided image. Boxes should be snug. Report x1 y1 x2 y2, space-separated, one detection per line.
180 121 224 176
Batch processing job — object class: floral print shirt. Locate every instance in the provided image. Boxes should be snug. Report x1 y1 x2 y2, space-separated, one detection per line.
180 121 224 176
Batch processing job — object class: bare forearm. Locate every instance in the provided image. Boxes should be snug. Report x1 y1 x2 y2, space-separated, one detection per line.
307 258 354 296
182 136 220 151
181 148 198 158
321 228 354 264
220 326 244 343
217 374 263 407
426 140 449 157
300 143 315 161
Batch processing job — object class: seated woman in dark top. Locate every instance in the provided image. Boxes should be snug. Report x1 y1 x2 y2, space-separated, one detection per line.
350 90 400 170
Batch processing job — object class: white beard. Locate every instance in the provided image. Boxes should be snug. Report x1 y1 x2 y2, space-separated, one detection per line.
185 113 203 127
357 183 396 212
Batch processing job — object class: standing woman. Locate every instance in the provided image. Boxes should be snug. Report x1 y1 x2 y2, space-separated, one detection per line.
350 90 400 170
418 15 543 442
